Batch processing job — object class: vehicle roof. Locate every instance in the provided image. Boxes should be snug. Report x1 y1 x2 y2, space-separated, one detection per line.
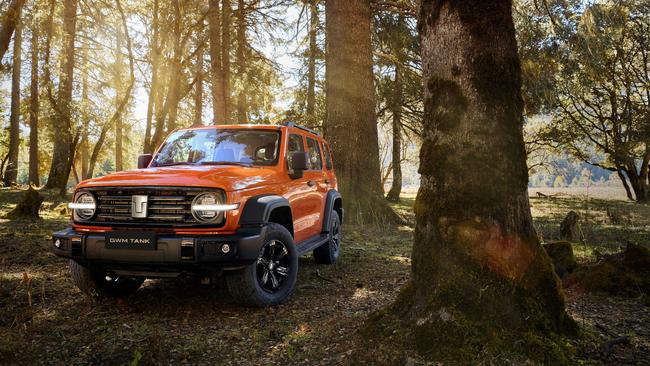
175 124 325 140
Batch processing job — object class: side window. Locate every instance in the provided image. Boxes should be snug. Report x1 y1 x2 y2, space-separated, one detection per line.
307 137 323 170
287 134 305 169
322 142 333 170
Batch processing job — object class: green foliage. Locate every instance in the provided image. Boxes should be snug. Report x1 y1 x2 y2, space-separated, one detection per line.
516 0 650 201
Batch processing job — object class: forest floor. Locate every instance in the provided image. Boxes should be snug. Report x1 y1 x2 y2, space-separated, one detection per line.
0 188 648 365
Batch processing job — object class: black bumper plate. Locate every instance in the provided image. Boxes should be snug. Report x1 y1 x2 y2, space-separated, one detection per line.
105 231 157 250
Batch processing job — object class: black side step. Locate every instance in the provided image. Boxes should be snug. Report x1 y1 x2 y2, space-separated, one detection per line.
296 234 329 256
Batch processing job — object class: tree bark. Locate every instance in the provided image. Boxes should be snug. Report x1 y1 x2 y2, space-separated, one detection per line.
194 19 205 127
306 0 318 121
381 1 574 360
3 10 21 187
28 11 39 186
45 0 77 191
0 0 25 60
166 0 182 132
114 24 124 172
236 0 248 124
209 0 226 124
325 0 402 224
222 0 231 122
386 64 403 202
143 0 160 153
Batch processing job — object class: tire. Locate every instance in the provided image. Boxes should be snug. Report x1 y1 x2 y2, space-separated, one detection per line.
226 223 298 307
69 260 144 298
314 211 341 264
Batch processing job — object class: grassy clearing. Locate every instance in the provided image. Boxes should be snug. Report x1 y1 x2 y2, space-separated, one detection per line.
0 188 648 365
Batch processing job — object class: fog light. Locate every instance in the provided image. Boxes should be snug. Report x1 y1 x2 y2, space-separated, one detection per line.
54 239 62 248
221 243 231 254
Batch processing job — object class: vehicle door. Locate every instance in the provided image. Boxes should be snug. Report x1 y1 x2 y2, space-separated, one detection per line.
305 137 329 233
285 133 323 243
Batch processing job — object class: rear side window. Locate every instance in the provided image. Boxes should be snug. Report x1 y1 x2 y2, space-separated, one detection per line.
322 142 333 170
287 134 305 168
307 137 323 170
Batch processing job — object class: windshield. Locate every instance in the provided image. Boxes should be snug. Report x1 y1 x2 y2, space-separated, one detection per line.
152 128 281 167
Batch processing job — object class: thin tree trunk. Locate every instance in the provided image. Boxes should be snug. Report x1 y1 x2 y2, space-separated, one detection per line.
236 0 247 124
28 11 39 186
222 0 231 122
382 1 574 361
3 10 21 186
143 0 160 153
0 0 26 60
114 24 124 172
87 0 135 178
79 33 89 179
209 0 226 124
194 19 205 127
386 64 403 202
45 0 77 191
325 0 402 224
306 0 318 121
166 0 182 131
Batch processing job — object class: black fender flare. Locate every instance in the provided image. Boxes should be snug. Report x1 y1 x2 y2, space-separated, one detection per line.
321 190 343 233
239 194 291 227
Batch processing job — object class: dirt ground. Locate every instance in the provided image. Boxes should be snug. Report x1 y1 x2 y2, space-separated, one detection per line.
0 189 648 365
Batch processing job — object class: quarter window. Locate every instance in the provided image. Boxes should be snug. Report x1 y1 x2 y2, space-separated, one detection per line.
322 143 333 170
307 138 323 170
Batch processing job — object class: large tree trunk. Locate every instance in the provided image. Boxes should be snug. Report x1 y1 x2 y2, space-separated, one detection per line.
3 10 21 187
377 1 574 361
306 0 318 122
235 0 247 124
28 12 39 186
0 0 25 60
325 0 401 224
209 0 226 124
45 0 77 191
385 64 403 202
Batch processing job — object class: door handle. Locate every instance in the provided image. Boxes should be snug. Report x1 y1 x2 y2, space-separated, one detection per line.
307 180 315 187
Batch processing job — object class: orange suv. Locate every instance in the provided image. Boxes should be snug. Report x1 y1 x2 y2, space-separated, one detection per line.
53 123 343 307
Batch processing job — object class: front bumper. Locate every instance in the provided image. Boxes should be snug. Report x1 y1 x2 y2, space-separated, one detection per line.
52 226 267 274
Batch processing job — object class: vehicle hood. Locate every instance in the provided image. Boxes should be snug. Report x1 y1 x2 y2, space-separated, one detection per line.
76 165 280 192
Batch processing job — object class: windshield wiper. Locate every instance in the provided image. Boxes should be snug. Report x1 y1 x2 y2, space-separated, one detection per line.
155 162 197 167
199 161 253 167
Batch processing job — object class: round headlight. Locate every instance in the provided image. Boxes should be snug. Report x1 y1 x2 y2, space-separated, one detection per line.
72 192 96 220
191 193 224 223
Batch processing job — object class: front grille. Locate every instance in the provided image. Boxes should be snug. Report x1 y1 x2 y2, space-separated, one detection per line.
76 187 225 227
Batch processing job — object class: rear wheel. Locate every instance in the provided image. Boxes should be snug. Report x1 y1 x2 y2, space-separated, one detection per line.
226 223 298 307
69 260 144 298
314 211 341 264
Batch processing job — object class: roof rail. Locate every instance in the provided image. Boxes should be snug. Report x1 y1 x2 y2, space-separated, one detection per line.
283 122 320 136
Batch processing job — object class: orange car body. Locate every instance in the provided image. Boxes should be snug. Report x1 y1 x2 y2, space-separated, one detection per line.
53 122 343 292
72 124 338 244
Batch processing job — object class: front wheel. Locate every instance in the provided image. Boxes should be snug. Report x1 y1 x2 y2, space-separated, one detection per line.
69 260 144 298
226 223 298 307
314 211 341 264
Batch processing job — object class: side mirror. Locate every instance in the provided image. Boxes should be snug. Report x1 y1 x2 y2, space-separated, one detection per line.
289 152 308 179
138 154 153 169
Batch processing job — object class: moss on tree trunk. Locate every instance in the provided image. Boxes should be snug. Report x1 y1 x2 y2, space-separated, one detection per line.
365 1 576 363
